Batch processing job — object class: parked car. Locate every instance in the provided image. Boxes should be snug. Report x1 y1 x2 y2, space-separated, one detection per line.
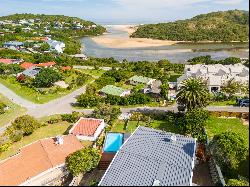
240 99 249 107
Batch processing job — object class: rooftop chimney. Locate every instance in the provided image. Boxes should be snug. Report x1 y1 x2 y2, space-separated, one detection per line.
170 135 177 143
153 179 161 186
55 136 64 145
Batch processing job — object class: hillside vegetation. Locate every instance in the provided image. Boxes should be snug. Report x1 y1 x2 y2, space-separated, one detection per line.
0 13 106 54
131 10 249 42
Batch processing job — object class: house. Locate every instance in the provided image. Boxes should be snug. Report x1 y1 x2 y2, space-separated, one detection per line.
69 54 88 60
99 126 196 186
129 75 155 86
177 64 249 93
0 135 83 186
0 58 23 65
3 41 24 50
20 62 36 69
100 85 131 97
21 67 41 78
69 118 106 141
46 40 65 53
20 61 56 70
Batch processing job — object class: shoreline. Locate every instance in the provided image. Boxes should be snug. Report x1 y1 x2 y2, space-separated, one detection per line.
90 25 248 49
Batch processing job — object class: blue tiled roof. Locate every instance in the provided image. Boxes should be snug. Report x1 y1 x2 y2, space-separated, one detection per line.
99 126 196 186
3 41 24 46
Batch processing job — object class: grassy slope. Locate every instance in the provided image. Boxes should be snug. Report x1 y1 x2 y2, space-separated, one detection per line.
0 94 26 127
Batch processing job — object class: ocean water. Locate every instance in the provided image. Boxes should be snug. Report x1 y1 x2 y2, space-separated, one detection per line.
80 25 249 63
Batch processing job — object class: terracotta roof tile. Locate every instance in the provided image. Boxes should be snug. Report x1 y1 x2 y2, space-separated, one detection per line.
0 58 15 65
20 62 35 69
0 135 83 186
70 118 103 136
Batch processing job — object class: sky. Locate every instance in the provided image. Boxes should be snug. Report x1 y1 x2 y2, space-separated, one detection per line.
0 0 249 24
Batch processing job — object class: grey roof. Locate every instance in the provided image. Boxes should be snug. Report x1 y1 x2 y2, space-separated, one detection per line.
22 67 41 77
3 41 24 46
99 126 196 186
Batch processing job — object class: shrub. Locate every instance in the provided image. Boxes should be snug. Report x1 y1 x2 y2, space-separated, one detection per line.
47 115 62 124
0 102 7 114
66 148 101 176
61 112 82 123
209 132 248 179
227 179 249 186
10 115 41 136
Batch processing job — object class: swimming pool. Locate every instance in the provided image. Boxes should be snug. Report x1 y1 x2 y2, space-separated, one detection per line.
103 133 124 153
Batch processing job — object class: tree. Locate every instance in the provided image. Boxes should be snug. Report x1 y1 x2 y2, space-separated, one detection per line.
77 94 103 108
160 83 169 99
209 132 248 179
177 78 210 110
132 83 145 93
40 43 50 51
221 79 240 98
91 104 121 123
185 108 210 142
33 68 62 88
6 115 41 136
66 148 101 176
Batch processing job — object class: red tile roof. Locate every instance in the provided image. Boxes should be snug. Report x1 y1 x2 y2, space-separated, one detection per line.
70 118 103 136
20 62 35 69
36 61 56 67
0 58 15 65
20 61 56 69
61 66 72 71
0 135 83 186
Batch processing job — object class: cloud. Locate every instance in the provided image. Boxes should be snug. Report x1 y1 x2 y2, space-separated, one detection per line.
112 0 246 8
213 0 245 5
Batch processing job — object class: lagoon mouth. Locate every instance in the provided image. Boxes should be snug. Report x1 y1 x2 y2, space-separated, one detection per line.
80 25 249 63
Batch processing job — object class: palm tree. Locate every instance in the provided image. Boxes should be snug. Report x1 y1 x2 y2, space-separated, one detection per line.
177 78 210 110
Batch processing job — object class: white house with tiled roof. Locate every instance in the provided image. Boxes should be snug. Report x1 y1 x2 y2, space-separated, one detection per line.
177 64 249 93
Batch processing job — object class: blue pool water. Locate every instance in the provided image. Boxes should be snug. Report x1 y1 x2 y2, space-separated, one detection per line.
103 133 124 153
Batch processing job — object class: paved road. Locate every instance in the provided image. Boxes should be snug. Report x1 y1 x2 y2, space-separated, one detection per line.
0 83 39 109
0 81 249 133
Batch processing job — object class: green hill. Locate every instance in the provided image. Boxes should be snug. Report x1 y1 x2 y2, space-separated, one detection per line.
131 10 249 42
0 13 106 54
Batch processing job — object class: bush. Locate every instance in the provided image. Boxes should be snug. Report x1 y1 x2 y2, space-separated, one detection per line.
209 132 248 179
66 148 101 176
10 115 41 136
77 94 103 108
61 112 82 123
0 102 7 114
47 115 62 124
227 179 249 186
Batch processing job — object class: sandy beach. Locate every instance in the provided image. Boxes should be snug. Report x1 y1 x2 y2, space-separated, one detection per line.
91 25 180 48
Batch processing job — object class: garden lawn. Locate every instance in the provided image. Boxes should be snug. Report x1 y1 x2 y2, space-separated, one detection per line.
205 116 249 145
77 69 106 77
111 120 182 134
209 100 236 106
0 122 72 160
0 77 94 104
0 94 26 127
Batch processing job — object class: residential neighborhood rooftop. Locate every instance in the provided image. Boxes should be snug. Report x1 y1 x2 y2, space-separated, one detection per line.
100 85 129 97
99 126 196 186
129 75 154 84
0 135 83 186
70 118 104 136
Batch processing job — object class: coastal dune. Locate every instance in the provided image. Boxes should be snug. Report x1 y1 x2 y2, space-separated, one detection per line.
91 25 179 48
